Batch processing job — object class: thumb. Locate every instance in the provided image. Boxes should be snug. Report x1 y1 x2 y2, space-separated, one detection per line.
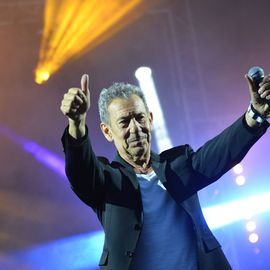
81 74 89 96
245 74 258 98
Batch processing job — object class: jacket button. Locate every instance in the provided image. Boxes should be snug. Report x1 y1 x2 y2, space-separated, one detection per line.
134 224 142 230
125 251 134 257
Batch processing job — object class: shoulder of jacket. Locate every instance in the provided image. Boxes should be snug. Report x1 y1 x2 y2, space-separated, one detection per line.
97 156 128 172
97 156 110 165
159 144 193 160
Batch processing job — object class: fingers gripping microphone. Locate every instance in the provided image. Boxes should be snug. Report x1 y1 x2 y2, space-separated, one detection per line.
248 66 265 90
247 66 270 121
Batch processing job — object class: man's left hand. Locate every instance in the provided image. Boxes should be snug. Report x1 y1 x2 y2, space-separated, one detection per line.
245 74 270 119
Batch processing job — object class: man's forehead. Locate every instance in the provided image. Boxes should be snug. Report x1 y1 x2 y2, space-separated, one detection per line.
108 95 147 115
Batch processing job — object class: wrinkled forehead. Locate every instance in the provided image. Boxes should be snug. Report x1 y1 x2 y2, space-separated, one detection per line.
108 95 148 119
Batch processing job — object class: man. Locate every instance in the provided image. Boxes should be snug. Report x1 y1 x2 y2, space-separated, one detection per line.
60 73 270 270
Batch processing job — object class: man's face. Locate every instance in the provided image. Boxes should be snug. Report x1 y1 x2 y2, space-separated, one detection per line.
101 94 153 162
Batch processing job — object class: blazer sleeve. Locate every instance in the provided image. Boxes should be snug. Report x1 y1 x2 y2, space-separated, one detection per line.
61 126 107 208
188 115 269 182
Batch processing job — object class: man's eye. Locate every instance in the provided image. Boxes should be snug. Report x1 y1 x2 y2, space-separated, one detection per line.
136 116 145 122
120 120 129 126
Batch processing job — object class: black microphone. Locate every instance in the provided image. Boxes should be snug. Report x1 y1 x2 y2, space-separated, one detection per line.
248 66 264 90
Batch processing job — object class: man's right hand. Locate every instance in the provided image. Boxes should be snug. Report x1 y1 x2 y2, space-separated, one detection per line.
60 74 90 139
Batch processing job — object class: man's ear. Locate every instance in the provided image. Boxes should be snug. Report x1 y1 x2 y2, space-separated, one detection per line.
100 122 113 142
149 112 153 129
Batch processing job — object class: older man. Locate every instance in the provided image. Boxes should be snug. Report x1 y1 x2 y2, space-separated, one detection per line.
60 73 270 270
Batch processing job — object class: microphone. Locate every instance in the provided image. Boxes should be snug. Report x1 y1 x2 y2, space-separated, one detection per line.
248 66 264 90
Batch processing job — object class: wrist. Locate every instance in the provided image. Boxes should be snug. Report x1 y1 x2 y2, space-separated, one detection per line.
68 115 86 139
247 103 266 124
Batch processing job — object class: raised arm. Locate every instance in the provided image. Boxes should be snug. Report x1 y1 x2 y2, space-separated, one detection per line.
189 72 270 186
60 75 105 208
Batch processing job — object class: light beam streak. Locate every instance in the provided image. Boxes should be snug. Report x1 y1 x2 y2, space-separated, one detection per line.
0 125 65 178
35 0 157 84
202 192 270 229
135 66 173 152
2 192 270 269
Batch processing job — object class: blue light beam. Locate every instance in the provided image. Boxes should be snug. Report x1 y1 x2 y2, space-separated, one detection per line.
2 231 104 270
2 193 270 269
203 192 270 230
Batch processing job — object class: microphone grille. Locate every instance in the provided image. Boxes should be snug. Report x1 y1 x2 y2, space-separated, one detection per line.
248 66 264 81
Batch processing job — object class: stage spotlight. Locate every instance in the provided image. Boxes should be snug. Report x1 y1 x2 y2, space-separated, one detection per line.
135 66 172 152
249 233 259 244
246 221 256 232
235 175 246 186
34 0 156 84
233 163 243 174
135 66 152 79
35 70 50 85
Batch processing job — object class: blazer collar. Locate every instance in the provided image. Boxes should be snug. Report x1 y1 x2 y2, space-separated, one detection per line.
114 151 160 169
114 151 167 188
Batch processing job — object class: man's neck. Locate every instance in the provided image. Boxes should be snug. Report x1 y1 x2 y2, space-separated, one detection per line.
121 152 152 174
133 163 153 174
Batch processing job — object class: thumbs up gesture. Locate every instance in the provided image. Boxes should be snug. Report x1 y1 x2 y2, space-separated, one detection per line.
60 74 90 138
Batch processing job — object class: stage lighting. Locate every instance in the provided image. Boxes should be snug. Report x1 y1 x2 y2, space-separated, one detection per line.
135 66 152 79
246 221 256 232
35 70 50 85
0 125 65 178
203 192 270 230
34 0 156 84
135 66 173 152
249 233 259 244
235 175 246 186
9 231 104 270
233 163 243 174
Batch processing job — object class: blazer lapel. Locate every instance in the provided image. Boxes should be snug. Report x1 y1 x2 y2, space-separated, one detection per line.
151 151 167 184
114 153 139 189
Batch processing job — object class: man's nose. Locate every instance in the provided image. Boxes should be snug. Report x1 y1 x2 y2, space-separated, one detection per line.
129 119 140 133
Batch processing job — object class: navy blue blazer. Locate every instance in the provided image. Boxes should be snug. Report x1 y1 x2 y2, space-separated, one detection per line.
62 115 269 270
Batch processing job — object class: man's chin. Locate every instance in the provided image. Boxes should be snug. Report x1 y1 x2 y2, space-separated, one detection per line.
128 146 147 158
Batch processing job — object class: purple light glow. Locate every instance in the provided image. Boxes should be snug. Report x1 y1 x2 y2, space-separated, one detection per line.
23 142 66 178
0 125 66 178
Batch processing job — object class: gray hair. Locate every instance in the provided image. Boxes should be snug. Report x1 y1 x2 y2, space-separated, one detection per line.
98 82 149 125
